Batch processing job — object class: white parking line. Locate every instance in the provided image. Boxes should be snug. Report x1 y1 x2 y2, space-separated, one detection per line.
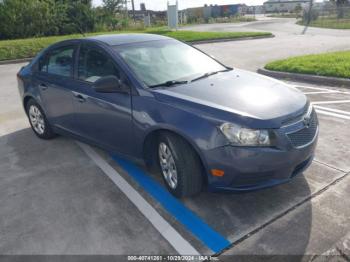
315 109 350 120
314 105 350 116
292 85 332 91
304 91 341 95
77 142 200 255
293 84 350 120
292 84 350 95
312 100 350 105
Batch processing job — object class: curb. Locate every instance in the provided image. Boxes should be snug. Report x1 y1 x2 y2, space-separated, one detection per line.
189 34 274 45
0 34 274 65
0 58 32 65
258 68 350 88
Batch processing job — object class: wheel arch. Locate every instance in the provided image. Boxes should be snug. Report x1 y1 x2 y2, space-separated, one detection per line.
23 95 35 114
142 127 209 185
23 94 46 115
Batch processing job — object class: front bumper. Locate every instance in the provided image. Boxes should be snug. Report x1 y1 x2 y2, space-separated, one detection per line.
204 111 319 192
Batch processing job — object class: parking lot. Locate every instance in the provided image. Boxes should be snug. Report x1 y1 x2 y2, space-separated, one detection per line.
1 59 350 258
184 16 350 72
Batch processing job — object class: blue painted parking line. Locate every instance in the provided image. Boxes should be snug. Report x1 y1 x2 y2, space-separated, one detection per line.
111 154 231 253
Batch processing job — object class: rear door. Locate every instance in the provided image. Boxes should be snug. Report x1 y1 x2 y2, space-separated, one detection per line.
70 43 133 155
33 44 78 133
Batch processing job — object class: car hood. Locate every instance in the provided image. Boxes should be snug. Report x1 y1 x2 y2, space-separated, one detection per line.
152 69 308 128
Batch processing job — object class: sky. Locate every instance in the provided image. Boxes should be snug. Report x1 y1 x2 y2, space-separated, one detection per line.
92 0 268 11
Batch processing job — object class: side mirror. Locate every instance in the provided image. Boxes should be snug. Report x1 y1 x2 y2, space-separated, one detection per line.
93 75 128 93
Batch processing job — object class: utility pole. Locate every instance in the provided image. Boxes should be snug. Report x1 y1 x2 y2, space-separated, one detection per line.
124 0 128 19
131 0 136 21
302 0 314 34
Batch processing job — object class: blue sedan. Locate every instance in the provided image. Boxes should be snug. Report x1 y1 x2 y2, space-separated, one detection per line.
17 34 318 197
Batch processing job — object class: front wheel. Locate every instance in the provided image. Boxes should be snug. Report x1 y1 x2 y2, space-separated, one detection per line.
157 132 203 198
26 99 56 139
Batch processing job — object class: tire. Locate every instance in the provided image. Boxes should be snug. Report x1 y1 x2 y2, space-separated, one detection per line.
157 132 203 198
26 99 56 139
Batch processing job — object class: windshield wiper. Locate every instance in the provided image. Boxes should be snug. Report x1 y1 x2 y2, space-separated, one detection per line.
191 68 233 82
149 80 188 88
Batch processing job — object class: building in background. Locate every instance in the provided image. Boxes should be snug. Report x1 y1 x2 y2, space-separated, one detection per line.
304 0 333 11
263 0 309 13
126 2 267 26
127 3 166 24
187 4 249 22
246 5 265 14
186 6 204 21
140 3 146 11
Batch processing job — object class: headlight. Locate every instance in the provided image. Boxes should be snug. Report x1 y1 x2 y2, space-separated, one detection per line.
219 123 271 146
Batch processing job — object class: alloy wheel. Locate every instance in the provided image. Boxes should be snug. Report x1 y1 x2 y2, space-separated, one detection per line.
158 142 178 189
28 105 45 135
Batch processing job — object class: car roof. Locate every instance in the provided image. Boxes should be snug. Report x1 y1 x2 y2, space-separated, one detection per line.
85 33 171 46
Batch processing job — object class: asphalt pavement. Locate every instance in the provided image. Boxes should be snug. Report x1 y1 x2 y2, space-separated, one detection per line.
188 16 350 71
1 19 350 259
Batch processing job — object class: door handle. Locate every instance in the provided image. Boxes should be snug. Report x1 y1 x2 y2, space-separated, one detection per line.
72 92 87 103
39 83 48 90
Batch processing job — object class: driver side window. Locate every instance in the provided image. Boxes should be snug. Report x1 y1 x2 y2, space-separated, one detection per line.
78 45 120 83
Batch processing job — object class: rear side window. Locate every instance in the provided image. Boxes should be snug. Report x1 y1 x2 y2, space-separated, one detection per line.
44 46 75 77
78 45 120 83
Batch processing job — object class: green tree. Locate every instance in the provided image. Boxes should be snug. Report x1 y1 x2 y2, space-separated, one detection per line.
294 4 302 15
102 0 123 16
66 0 96 35
0 0 119 40
52 0 96 35
99 0 124 30
0 0 54 39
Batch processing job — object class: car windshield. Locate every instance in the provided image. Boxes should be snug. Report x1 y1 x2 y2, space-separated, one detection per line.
114 40 226 87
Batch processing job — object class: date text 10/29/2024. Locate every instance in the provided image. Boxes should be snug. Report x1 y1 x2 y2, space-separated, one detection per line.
127 255 219 261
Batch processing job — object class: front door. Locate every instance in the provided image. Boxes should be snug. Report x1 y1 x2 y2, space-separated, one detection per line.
71 44 133 155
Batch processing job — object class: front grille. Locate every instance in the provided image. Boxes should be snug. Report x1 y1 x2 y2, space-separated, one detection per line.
287 109 318 148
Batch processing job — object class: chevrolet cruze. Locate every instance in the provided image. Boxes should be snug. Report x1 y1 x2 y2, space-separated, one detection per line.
17 34 318 197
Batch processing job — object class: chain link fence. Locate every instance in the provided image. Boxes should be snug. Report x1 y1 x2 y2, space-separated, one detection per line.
300 4 350 29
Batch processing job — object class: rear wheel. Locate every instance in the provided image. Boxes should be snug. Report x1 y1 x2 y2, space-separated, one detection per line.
157 132 203 198
26 99 56 139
